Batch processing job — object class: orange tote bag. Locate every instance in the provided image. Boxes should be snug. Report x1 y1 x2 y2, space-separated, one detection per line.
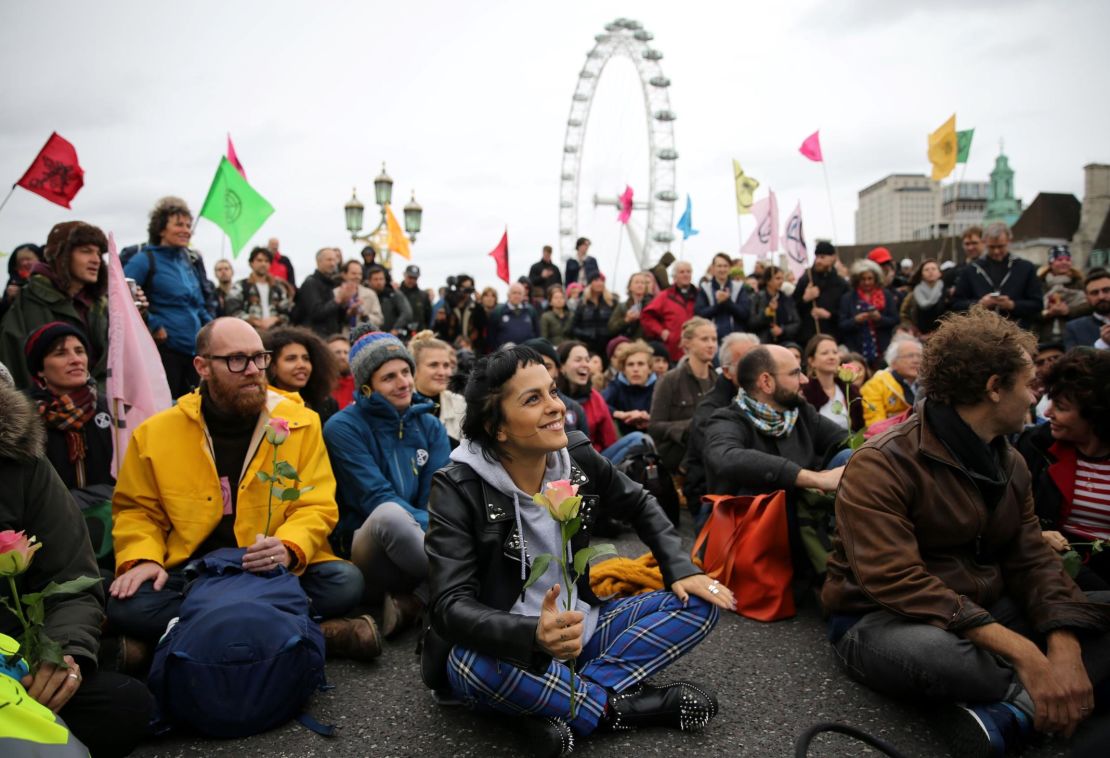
691 492 795 621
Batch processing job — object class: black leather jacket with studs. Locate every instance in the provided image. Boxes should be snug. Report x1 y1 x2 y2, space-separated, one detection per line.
420 431 697 692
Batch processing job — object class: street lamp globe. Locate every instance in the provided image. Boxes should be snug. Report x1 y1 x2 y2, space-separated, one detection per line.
404 191 423 240
374 162 394 208
344 187 365 237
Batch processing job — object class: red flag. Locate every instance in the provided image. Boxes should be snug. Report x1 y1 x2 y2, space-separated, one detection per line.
617 185 634 224
799 130 823 163
227 133 247 179
16 132 84 208
488 229 509 284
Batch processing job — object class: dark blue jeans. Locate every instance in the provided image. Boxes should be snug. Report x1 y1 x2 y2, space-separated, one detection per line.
107 559 364 641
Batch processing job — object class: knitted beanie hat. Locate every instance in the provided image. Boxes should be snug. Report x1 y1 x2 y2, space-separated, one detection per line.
349 330 414 390
24 321 90 377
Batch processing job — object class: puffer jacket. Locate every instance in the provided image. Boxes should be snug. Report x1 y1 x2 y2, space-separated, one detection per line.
0 273 108 392
0 384 104 669
421 430 698 693
822 403 1110 634
323 390 450 553
112 387 341 574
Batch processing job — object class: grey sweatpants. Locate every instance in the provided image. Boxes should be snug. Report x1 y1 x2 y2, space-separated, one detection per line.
350 501 429 603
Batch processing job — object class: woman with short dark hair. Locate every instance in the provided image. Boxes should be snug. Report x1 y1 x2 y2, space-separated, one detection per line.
749 265 799 344
422 346 730 754
1017 348 1110 588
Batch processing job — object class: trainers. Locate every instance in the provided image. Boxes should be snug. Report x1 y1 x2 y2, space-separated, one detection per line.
512 716 574 758
320 614 382 661
945 701 1033 758
381 592 424 639
603 681 718 732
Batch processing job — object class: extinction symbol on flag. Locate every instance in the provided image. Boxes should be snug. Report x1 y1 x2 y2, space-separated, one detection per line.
785 215 806 265
757 214 774 244
27 157 79 196
226 190 242 223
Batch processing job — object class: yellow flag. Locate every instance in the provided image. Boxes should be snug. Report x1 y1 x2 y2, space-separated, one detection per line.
385 203 411 260
733 159 759 215
928 114 958 181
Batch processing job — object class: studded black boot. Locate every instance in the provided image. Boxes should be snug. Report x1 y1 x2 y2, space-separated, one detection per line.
603 681 719 732
512 715 575 757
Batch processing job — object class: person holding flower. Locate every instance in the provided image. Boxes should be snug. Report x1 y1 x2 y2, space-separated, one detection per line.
801 334 864 433
0 369 153 757
108 317 378 662
422 345 732 756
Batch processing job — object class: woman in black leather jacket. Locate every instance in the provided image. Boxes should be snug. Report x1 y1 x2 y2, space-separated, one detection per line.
422 346 732 755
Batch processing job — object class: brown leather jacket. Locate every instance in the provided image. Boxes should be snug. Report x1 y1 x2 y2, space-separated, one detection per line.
822 407 1110 635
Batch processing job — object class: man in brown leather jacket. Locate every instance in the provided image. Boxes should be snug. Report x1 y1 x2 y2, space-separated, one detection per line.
822 308 1110 756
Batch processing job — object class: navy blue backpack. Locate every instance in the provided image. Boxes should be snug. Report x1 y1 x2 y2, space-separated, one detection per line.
147 548 329 738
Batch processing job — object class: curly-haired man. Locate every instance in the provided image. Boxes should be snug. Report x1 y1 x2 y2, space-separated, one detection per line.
822 307 1110 756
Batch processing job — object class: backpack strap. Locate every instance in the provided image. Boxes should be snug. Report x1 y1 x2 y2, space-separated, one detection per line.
794 722 907 758
296 712 338 737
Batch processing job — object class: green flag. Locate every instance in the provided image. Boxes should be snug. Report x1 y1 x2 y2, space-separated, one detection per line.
956 128 974 163
199 157 274 256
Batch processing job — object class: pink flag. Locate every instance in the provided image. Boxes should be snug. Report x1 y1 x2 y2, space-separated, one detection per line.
227 133 247 179
782 201 809 280
799 130 823 162
106 234 172 476
617 185 634 224
741 190 780 257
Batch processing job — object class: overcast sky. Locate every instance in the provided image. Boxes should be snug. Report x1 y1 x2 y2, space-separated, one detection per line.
2 0 1107 293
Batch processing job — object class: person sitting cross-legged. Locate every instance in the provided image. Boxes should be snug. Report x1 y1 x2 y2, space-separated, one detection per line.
422 346 732 755
323 327 450 639
702 345 847 572
822 307 1110 757
108 317 378 661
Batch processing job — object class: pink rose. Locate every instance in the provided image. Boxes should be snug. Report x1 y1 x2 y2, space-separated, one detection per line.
531 479 582 522
264 417 290 446
0 530 42 576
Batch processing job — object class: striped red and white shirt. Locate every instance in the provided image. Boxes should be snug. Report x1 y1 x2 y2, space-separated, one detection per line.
1063 455 1110 540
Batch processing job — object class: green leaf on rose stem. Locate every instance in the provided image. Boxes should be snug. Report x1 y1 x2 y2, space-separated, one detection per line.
1062 549 1082 578
280 488 302 502
573 543 617 578
27 600 44 626
521 553 554 592
256 471 272 483
564 517 581 542
37 628 66 669
36 576 102 599
274 461 299 480
298 485 314 495
847 429 866 451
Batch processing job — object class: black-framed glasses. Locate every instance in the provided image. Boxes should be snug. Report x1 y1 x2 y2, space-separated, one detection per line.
204 351 272 373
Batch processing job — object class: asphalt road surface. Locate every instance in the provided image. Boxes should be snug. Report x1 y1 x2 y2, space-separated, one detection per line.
133 523 1081 758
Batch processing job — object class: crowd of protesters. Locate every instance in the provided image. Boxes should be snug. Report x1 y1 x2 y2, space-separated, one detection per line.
1 198 1110 758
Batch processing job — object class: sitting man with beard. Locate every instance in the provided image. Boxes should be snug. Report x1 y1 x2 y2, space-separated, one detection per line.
108 317 380 660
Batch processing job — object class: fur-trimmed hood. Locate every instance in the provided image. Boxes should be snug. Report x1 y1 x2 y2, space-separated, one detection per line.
0 383 45 462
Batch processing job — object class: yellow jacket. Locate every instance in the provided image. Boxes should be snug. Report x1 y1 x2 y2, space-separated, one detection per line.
112 387 340 575
860 369 911 428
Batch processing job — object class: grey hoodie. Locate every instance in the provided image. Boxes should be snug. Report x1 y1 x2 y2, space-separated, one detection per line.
450 439 601 648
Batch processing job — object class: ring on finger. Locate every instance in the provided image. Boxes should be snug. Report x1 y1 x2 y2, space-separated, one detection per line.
67 673 80 682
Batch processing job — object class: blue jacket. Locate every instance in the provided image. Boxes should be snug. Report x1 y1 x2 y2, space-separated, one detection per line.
695 279 751 338
487 303 539 349
124 245 212 355
565 256 600 288
601 373 656 435
323 391 450 551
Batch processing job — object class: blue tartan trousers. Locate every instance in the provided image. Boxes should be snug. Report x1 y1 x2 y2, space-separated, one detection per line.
446 590 719 735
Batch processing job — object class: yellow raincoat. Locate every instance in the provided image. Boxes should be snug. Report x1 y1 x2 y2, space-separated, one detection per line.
112 388 340 574
860 369 911 429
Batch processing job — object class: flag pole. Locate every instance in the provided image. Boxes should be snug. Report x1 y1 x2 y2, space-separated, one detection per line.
820 161 839 243
0 184 16 218
612 223 626 285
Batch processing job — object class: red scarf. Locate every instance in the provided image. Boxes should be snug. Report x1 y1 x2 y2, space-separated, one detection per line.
855 286 886 312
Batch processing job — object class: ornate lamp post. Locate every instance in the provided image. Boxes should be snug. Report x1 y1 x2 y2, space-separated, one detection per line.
344 162 423 269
